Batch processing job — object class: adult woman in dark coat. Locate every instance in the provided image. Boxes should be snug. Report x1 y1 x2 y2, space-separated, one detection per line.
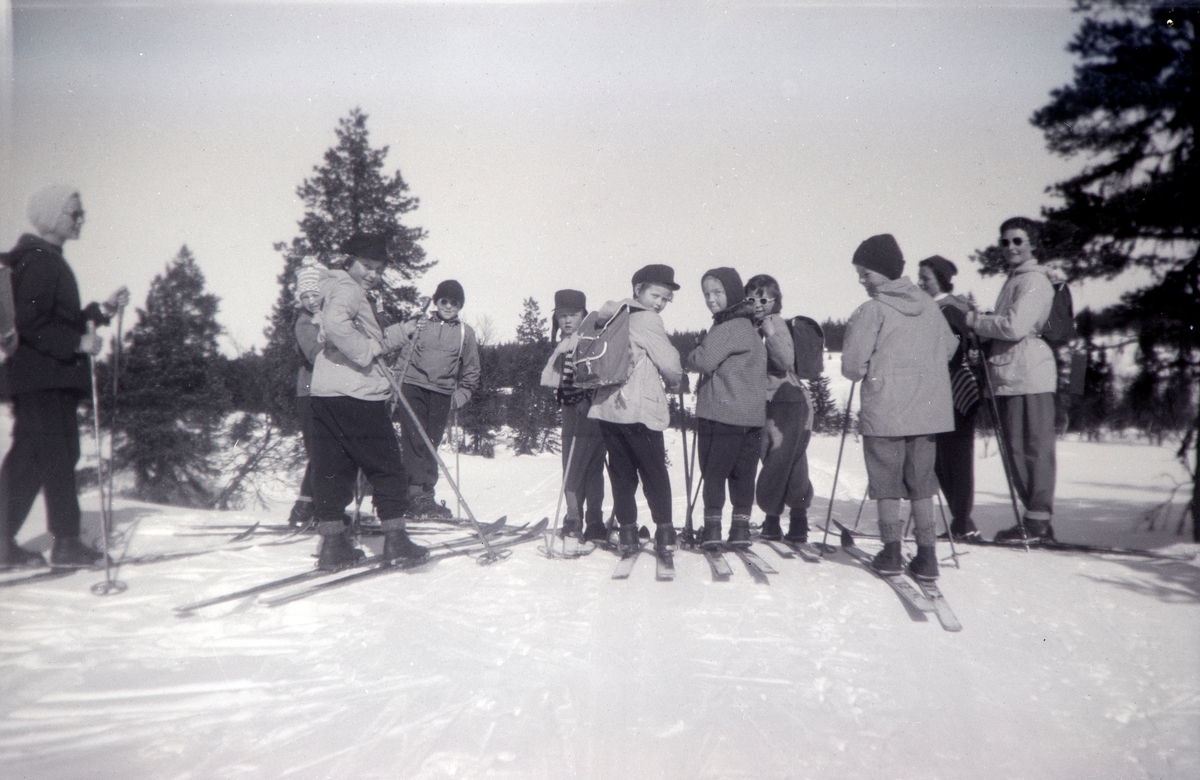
917 255 981 541
1 185 129 568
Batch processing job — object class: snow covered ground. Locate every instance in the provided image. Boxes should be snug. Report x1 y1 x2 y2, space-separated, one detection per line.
1 400 1198 779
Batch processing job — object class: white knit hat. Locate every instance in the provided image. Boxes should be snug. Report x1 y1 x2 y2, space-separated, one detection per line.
27 185 80 234
294 257 324 303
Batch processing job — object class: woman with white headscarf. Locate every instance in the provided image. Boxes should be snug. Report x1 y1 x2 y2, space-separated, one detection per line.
0 185 129 569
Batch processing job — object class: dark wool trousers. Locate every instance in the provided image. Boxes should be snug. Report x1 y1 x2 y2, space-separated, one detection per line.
756 386 814 517
698 417 761 514
1 390 83 540
398 384 452 493
933 404 978 523
296 395 315 500
310 396 410 522
561 402 606 526
996 392 1056 521
598 421 672 528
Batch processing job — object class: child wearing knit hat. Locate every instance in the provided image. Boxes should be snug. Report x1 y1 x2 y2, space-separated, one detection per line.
842 234 957 580
286 258 327 527
394 279 481 517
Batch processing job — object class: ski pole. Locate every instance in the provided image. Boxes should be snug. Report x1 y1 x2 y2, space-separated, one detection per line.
936 489 961 567
453 406 462 520
87 322 126 596
973 335 1029 551
546 433 579 557
677 388 698 548
819 381 856 555
378 362 506 563
107 305 123 534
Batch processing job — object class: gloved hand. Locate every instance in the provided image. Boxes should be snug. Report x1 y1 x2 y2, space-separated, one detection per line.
451 387 471 409
677 372 691 395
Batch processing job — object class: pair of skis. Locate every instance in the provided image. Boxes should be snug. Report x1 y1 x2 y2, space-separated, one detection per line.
610 542 776 583
832 519 961 632
175 516 535 613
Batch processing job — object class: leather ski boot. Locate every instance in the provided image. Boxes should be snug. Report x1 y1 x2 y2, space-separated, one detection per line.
760 515 783 541
871 541 903 574
2 538 46 569
560 517 583 539
727 515 752 548
49 536 104 568
582 521 608 543
381 519 429 563
654 523 677 553
784 512 809 544
617 523 640 554
995 517 1054 545
316 521 363 571
700 512 723 549
907 545 939 580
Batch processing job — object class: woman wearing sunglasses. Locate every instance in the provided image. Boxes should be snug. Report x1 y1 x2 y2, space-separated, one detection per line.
967 217 1058 544
744 274 815 545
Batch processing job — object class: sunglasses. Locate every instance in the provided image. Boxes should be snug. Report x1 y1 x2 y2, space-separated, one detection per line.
747 296 775 306
436 298 460 307
999 237 1025 247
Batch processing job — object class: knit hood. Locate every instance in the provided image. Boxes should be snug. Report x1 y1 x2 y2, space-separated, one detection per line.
871 276 929 317
2 233 63 267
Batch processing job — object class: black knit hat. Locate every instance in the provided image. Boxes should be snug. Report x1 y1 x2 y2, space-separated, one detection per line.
341 233 389 265
631 264 680 291
433 279 465 307
701 267 745 305
553 289 587 313
852 234 905 280
919 255 957 293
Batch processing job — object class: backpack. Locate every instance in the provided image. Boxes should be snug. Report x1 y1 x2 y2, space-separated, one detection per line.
786 315 824 380
571 303 634 390
1041 282 1076 349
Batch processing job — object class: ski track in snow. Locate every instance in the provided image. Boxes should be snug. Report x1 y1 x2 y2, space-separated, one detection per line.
2 402 1199 779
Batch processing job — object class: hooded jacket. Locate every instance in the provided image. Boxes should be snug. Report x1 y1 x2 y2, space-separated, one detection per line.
309 268 391 401
841 276 956 437
686 299 767 427
0 234 109 397
973 261 1056 396
587 298 684 431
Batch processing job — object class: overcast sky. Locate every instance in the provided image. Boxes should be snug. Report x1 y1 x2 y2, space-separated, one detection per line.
3 0 1131 354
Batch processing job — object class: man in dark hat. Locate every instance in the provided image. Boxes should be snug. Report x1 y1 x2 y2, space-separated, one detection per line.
541 289 609 543
842 234 956 580
395 278 481 518
306 232 427 569
587 265 684 555
1 185 130 569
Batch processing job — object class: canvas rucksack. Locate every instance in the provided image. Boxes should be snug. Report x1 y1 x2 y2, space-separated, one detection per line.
571 303 635 390
786 315 824 380
1041 282 1076 349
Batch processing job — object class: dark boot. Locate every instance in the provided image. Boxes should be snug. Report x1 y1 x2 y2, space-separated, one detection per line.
617 523 640 554
560 517 583 539
727 515 752 548
49 537 103 568
701 513 723 549
995 517 1054 545
907 545 939 580
760 515 783 541
381 519 429 563
2 539 47 569
582 521 608 543
948 517 981 542
871 541 903 574
654 523 677 553
287 499 315 527
316 521 362 571
784 513 809 544
406 491 454 519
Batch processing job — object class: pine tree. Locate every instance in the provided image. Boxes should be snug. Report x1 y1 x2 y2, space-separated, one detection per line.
261 107 432 431
807 375 842 433
116 247 231 506
509 298 557 455
998 3 1199 538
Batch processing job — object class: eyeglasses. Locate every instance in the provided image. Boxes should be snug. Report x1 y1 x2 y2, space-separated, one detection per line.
999 237 1025 247
747 296 775 306
436 298 460 308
